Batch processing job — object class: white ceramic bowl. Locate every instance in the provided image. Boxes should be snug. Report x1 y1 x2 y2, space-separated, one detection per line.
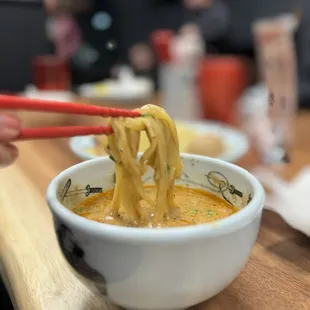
46 154 264 310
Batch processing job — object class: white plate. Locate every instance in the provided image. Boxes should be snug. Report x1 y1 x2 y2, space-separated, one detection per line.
77 83 153 103
69 120 250 163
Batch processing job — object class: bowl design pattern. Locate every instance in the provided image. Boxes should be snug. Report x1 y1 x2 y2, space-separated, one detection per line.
60 179 103 202
204 171 252 206
58 169 251 211
56 223 108 296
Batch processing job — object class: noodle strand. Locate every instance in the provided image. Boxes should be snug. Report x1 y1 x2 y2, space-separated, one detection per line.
104 105 183 227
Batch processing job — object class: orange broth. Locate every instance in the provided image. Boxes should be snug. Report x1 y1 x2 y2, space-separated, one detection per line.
72 185 238 228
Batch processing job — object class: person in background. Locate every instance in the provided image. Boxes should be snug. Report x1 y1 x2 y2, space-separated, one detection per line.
0 113 20 167
182 0 229 43
43 0 230 84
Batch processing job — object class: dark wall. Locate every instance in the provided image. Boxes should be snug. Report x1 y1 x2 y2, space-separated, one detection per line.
0 3 50 92
1 0 310 93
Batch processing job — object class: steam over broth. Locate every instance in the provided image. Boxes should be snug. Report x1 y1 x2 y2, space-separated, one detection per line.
72 185 237 228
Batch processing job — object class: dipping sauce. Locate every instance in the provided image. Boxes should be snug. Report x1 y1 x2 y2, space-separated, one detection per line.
72 186 238 228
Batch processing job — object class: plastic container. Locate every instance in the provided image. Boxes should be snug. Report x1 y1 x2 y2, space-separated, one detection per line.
151 29 204 121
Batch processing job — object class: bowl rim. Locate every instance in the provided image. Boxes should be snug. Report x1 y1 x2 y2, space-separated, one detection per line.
46 154 265 243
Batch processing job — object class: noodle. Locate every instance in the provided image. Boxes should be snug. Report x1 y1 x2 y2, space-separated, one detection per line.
103 104 183 227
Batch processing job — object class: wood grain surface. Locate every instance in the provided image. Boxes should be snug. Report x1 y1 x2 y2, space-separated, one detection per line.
0 98 309 310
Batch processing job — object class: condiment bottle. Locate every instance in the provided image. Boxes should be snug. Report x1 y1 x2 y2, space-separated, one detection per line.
150 30 175 117
150 28 204 121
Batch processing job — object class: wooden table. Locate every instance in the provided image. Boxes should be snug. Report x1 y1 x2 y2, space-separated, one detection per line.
0 100 309 310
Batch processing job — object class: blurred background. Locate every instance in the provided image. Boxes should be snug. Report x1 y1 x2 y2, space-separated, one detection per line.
1 2 310 309
0 0 308 107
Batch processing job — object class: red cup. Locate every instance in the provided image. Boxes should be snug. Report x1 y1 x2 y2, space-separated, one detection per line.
197 56 249 125
32 55 71 91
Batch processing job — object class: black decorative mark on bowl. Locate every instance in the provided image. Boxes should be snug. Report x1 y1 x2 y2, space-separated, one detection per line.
247 194 253 204
182 171 189 179
204 171 243 205
56 224 107 295
60 179 72 202
61 179 103 201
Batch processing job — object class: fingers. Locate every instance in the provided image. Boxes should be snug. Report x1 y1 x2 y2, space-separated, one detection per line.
0 113 21 142
0 114 20 167
0 143 19 167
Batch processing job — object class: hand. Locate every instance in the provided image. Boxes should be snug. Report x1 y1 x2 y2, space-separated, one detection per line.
0 114 20 167
129 44 155 71
183 0 212 10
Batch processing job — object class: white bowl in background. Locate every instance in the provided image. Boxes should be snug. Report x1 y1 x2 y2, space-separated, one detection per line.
69 120 250 163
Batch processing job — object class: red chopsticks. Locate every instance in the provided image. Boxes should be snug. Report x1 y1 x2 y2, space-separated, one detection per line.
14 126 114 141
0 95 141 141
0 95 140 117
